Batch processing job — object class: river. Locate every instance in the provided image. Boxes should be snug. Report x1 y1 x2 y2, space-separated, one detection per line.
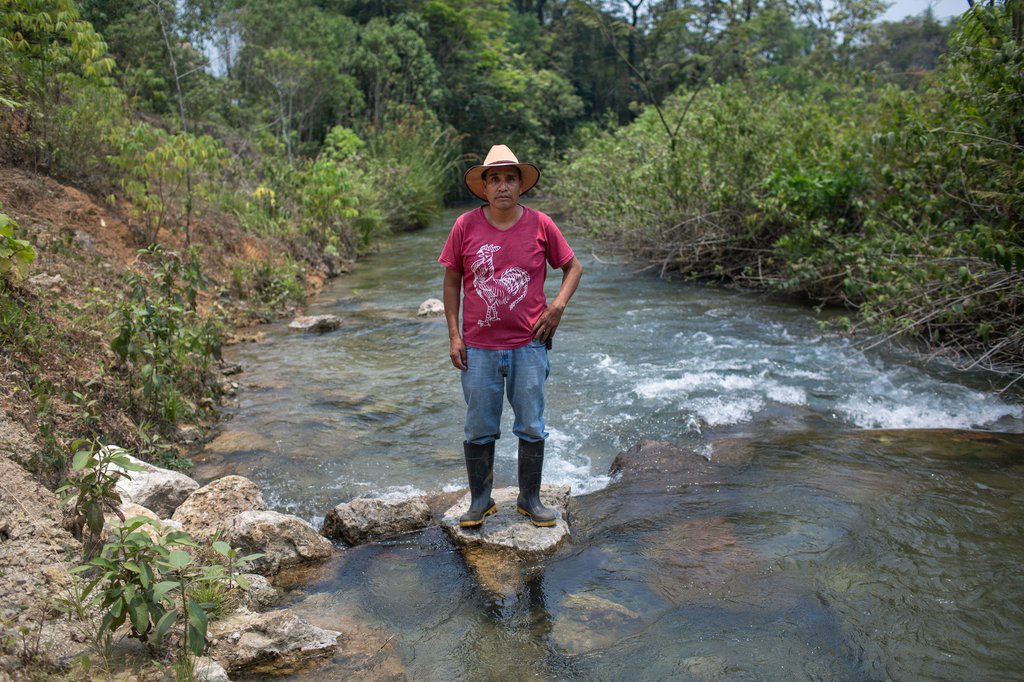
194 203 1024 680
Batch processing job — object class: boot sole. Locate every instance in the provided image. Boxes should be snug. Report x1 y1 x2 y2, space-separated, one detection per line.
516 506 557 527
459 504 497 528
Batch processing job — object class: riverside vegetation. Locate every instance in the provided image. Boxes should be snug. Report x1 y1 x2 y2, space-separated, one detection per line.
0 0 1021 679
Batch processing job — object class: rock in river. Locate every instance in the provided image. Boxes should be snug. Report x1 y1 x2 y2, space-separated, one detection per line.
441 485 572 557
288 314 341 333
321 496 432 546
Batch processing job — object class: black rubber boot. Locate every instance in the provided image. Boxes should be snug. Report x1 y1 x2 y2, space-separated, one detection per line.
516 438 557 527
459 441 497 528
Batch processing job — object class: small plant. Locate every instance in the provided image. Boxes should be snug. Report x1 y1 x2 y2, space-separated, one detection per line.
111 245 223 427
56 440 143 556
72 517 261 663
0 210 37 285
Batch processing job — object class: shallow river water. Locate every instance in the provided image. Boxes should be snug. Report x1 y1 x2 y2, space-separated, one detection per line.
194 203 1024 680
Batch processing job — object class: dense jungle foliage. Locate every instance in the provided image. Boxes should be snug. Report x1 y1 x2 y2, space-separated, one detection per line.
554 1 1023 383
0 0 1018 486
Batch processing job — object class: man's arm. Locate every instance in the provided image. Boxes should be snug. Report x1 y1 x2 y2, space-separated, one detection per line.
532 256 583 343
443 267 467 370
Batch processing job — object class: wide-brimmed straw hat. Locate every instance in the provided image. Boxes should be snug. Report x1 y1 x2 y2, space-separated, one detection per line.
463 144 540 202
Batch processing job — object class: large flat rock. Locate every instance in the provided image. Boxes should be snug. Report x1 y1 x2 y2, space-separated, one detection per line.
441 485 572 557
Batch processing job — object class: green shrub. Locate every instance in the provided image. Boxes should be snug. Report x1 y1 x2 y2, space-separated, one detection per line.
229 257 307 321
299 126 383 256
57 441 143 557
365 106 463 231
108 123 229 246
0 210 37 285
111 245 222 428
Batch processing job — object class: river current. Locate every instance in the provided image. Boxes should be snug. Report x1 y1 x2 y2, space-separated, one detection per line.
194 203 1024 680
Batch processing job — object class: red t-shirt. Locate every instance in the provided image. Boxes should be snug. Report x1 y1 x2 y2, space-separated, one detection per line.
438 205 575 350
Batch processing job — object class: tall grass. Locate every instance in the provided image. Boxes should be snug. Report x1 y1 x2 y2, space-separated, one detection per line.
365 106 464 231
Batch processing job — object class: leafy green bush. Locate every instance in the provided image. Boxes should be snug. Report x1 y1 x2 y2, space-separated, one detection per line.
108 123 229 246
0 210 37 285
229 257 307 321
57 441 143 557
111 245 222 428
72 517 259 661
299 126 382 256
556 77 850 281
365 107 463 231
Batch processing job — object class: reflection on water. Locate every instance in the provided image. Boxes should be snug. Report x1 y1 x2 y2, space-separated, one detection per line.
259 430 1024 681
198 204 1024 680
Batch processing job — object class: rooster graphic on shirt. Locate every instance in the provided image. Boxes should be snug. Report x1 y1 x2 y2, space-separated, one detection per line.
471 244 529 326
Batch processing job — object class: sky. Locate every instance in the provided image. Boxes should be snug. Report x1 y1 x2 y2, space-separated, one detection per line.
880 0 968 22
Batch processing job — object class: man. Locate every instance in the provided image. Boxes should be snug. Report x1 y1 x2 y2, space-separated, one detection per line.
439 144 583 529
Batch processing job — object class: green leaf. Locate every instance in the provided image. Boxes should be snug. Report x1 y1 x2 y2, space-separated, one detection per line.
86 503 104 535
153 609 177 644
152 580 178 603
72 449 93 471
188 623 206 657
128 597 149 634
211 540 231 557
166 550 192 569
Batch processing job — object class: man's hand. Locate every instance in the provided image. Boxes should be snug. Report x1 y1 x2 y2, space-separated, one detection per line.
449 334 467 370
443 267 467 370
532 303 564 343
533 257 582 343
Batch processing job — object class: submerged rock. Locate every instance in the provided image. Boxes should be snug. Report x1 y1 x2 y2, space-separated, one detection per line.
321 496 431 546
203 430 273 454
551 592 645 655
441 485 572 556
288 314 341 333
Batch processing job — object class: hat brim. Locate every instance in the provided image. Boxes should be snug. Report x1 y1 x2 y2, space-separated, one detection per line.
464 162 540 202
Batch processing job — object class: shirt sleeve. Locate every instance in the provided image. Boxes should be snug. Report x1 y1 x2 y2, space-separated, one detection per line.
438 216 463 273
542 214 575 269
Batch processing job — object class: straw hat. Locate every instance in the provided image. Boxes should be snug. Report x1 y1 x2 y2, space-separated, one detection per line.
463 144 540 202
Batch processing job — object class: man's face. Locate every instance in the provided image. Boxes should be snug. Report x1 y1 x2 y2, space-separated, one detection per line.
483 167 522 209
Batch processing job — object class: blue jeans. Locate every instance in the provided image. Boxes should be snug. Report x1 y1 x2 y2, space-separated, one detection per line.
461 339 550 444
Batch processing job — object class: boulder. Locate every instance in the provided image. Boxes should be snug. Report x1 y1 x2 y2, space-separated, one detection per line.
207 609 341 676
222 510 334 577
441 485 572 557
321 496 431 546
288 315 341 333
114 452 200 518
416 298 444 317
171 475 267 541
239 573 279 612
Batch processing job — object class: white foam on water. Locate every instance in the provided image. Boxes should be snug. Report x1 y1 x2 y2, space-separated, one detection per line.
373 484 428 502
633 372 760 399
837 394 1023 430
543 427 613 495
766 384 808 406
692 395 765 427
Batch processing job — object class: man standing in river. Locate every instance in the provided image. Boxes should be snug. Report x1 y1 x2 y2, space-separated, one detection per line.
439 144 583 529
